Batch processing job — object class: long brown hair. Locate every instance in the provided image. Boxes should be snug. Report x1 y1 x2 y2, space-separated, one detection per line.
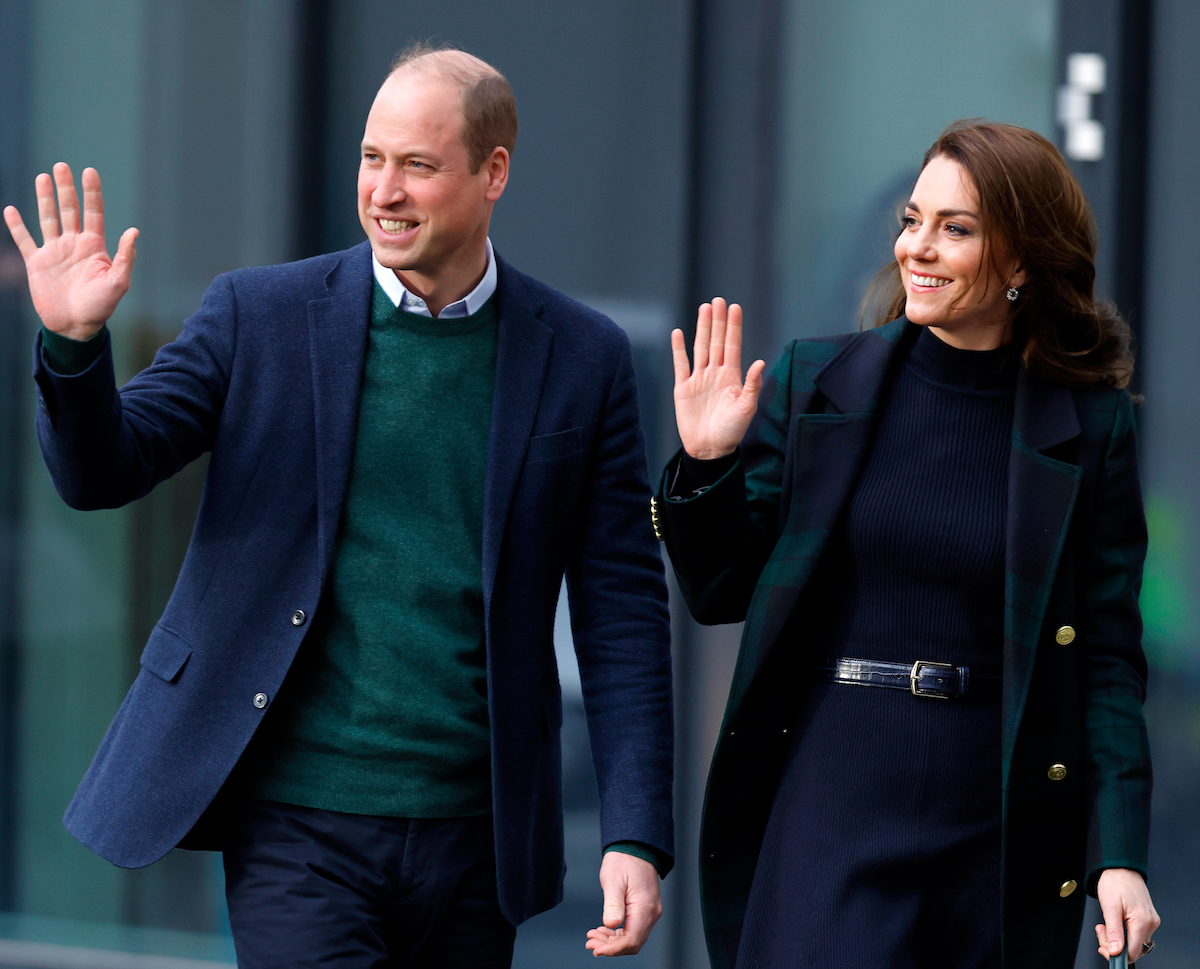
864 120 1134 389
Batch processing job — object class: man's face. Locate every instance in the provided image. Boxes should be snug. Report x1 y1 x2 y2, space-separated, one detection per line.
357 72 500 293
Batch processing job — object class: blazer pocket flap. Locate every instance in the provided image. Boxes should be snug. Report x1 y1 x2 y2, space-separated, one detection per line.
139 625 194 682
526 426 584 464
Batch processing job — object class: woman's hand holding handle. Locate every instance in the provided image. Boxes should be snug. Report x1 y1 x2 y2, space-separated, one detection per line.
672 298 766 460
1095 868 1160 963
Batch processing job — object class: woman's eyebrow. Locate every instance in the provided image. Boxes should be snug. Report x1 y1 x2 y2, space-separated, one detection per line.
904 201 980 220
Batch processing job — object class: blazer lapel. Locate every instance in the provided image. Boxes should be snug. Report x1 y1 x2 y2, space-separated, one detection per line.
1001 369 1082 784
481 257 553 602
307 244 373 572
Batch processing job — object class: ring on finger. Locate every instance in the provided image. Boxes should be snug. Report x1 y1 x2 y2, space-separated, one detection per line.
1141 940 1155 955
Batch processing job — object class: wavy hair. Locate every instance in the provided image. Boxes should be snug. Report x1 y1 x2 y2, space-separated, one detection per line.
864 120 1134 389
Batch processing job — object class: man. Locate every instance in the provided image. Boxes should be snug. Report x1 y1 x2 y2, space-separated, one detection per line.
4 45 673 968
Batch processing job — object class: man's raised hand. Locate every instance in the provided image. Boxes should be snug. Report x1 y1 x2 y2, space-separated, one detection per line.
671 298 765 461
4 163 137 341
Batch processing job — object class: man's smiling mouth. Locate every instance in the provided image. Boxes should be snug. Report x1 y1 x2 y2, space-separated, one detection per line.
378 219 416 233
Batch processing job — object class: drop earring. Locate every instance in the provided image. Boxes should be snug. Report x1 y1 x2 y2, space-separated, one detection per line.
1006 287 1019 302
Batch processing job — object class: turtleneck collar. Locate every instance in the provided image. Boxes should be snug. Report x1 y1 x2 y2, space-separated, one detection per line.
905 324 1019 395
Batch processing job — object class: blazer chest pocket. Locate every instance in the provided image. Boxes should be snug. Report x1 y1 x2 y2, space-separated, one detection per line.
525 426 584 465
139 624 194 683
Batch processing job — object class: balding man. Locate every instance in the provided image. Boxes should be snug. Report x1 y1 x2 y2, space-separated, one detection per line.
5 44 672 968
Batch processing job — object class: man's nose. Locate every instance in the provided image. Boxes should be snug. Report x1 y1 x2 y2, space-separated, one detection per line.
372 166 407 206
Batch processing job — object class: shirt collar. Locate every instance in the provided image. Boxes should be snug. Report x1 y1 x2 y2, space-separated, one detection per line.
371 238 496 319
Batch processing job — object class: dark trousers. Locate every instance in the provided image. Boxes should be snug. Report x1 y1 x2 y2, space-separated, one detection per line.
223 800 516 969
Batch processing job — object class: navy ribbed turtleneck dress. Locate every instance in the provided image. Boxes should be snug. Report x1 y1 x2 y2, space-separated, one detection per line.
732 326 1018 969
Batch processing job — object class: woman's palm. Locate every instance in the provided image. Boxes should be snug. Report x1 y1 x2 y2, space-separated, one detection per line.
672 299 765 460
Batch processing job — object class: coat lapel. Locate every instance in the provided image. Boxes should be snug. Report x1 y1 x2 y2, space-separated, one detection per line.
481 257 553 602
307 244 373 572
1001 369 1082 785
736 321 909 692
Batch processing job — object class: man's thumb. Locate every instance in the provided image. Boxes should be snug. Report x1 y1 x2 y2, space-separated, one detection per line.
602 881 626 929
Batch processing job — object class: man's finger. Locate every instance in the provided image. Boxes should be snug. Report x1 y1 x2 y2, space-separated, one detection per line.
602 895 625 930
671 328 691 386
3 206 37 260
54 162 81 234
81 167 105 239
34 172 60 243
617 897 657 952
111 227 139 283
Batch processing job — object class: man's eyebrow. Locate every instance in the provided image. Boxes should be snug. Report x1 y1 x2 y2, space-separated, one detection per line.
906 200 979 219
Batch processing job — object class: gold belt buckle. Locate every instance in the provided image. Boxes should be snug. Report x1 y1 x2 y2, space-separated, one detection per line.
910 660 955 699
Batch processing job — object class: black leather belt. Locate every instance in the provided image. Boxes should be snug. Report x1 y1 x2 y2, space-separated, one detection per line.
817 657 1002 699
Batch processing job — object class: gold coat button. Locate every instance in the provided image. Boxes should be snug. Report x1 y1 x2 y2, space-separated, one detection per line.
1059 879 1077 897
1048 764 1067 781
1055 625 1076 645
650 496 664 542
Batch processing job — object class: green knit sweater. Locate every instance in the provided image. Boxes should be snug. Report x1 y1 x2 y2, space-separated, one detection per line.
241 283 498 816
39 291 669 874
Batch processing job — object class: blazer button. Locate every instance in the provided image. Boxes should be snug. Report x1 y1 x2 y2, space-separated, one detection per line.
291 610 306 626
1055 625 1075 645
253 693 269 709
1047 763 1067 781
1059 879 1078 897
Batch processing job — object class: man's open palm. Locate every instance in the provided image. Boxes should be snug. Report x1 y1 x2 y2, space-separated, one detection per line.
4 163 137 340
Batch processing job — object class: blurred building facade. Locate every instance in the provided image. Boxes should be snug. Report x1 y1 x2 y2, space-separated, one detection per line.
0 1 1195 966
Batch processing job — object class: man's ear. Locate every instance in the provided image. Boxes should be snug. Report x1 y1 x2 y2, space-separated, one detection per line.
483 147 509 202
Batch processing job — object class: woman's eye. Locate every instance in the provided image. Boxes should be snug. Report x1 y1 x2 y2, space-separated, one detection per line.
901 215 918 228
946 223 970 236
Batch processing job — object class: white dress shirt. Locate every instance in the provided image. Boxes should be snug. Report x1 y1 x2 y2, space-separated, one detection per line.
371 238 497 319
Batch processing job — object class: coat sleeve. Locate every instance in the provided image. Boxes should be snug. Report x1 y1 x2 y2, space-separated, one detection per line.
565 337 675 868
34 273 237 510
1079 391 1153 892
655 342 796 624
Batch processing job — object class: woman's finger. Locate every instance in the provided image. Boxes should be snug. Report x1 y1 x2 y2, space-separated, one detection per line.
694 302 712 370
1098 893 1126 958
725 302 744 372
709 297 727 368
34 172 60 243
671 328 692 388
54 162 81 234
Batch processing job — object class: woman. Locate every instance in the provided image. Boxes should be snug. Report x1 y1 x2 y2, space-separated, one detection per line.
655 122 1160 968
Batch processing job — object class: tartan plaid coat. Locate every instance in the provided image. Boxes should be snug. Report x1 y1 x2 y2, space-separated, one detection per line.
656 319 1151 969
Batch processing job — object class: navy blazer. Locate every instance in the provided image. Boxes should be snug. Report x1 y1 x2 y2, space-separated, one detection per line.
33 242 674 925
658 320 1150 969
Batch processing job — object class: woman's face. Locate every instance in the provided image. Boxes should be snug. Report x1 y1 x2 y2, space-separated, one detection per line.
893 154 1026 350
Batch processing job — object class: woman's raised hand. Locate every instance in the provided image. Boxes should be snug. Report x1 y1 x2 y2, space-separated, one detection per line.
672 298 766 460
3 163 138 341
